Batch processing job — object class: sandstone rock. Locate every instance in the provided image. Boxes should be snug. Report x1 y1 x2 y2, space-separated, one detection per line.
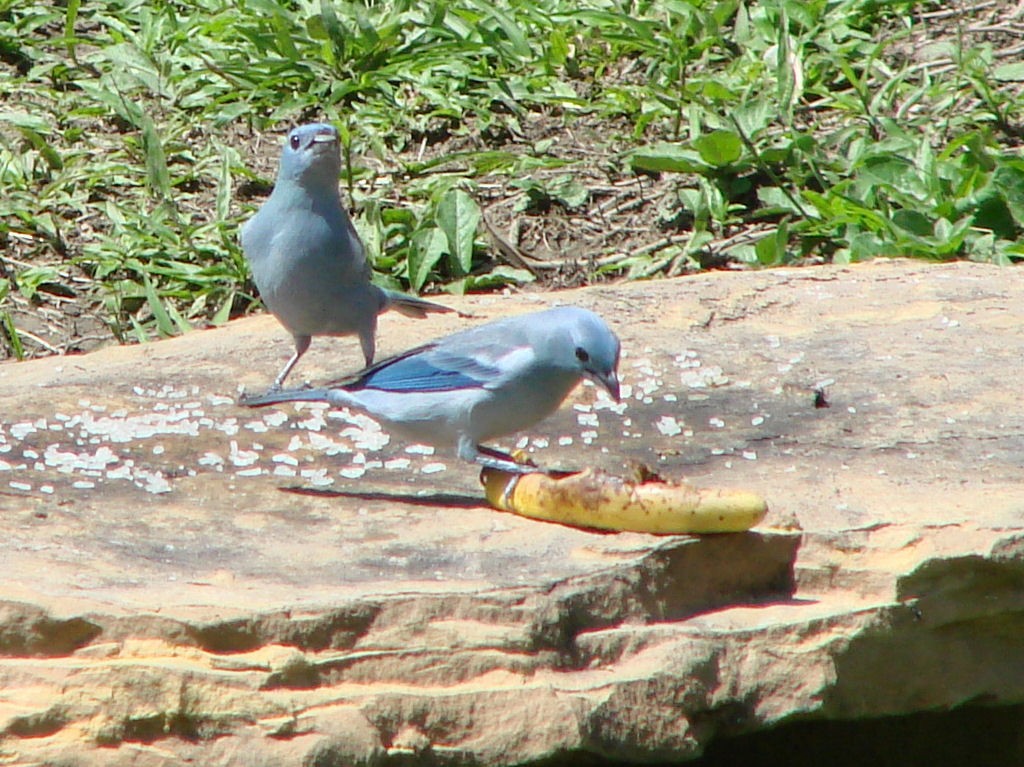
0 259 1022 764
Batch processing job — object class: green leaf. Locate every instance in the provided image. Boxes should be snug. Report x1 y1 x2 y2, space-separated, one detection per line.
435 189 480 276
1 312 24 360
992 62 1024 82
64 0 80 57
630 144 707 173
211 292 235 326
216 146 233 222
143 275 176 337
993 163 1024 226
754 220 790 265
407 228 448 292
891 209 933 238
139 114 171 199
0 112 51 132
693 130 743 167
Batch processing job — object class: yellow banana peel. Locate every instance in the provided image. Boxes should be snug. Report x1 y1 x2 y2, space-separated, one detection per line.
480 464 768 534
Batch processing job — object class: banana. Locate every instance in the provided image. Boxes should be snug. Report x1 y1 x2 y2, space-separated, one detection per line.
480 464 768 534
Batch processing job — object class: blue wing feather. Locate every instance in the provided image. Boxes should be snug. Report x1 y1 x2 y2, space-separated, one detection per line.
340 342 495 393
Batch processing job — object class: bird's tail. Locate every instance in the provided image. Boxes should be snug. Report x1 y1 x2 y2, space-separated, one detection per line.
238 387 336 408
382 289 455 319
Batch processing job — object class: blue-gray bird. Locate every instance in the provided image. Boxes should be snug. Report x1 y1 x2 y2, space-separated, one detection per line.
240 306 621 473
240 122 453 390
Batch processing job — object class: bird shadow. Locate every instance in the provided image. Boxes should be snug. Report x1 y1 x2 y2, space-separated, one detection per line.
278 485 483 509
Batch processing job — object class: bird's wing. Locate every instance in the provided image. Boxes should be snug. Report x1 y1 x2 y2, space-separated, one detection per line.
335 338 536 393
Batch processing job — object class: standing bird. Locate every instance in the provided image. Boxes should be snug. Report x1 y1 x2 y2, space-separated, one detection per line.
240 122 453 390
240 306 621 474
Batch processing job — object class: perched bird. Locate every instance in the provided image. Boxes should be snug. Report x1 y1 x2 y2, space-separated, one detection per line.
240 122 453 390
240 306 621 473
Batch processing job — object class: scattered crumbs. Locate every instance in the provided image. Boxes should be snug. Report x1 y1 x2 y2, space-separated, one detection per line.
297 413 326 431
236 467 263 477
22 449 39 460
199 452 224 467
262 411 289 427
656 416 682 437
765 336 781 348
207 394 235 406
531 437 549 449
72 480 96 489
137 470 172 494
10 423 35 440
580 430 598 442
341 424 389 451
573 403 592 412
709 417 726 428
848 406 857 414
106 465 133 480
152 445 165 455
751 415 765 426
9 481 31 491
577 412 599 427
724 460 733 469
302 469 333 487
228 441 259 467
340 466 366 479
385 458 412 470
680 366 729 388
307 432 350 455
39 485 54 494
663 394 678 402
272 453 299 466
420 462 447 474
516 436 530 449
619 383 634 399
405 444 435 455
742 450 757 460
558 436 574 446
273 465 297 477
244 420 269 433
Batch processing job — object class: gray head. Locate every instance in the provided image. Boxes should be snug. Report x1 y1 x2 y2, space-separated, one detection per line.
547 307 621 401
275 123 341 190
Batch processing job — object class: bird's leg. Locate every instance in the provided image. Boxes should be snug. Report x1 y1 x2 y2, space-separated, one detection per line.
271 335 312 392
358 327 376 367
471 444 576 477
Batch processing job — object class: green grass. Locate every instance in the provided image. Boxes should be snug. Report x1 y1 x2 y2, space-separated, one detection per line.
2 0 1023 353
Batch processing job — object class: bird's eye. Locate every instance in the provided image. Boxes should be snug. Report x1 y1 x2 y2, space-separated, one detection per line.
289 133 301 150
575 347 590 363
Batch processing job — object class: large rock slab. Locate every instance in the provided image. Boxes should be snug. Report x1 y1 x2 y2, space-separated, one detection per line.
0 259 1022 765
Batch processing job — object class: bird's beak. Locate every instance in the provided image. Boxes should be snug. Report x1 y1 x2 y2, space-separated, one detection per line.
312 131 337 144
588 370 621 402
